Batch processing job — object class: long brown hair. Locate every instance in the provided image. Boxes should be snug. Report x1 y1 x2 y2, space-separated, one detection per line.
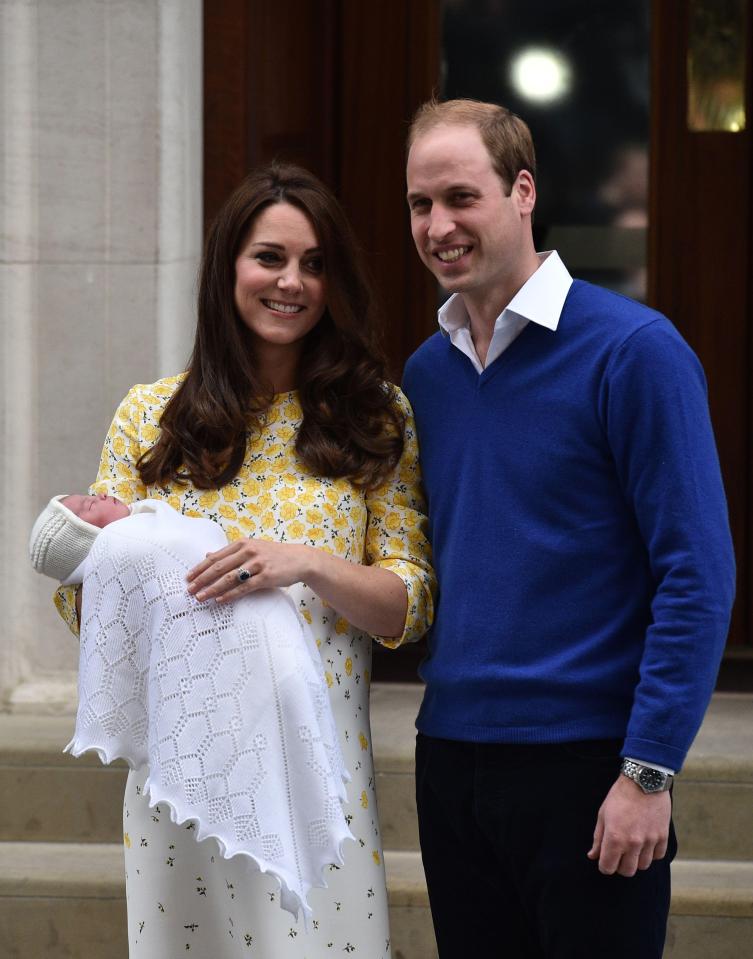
137 162 404 491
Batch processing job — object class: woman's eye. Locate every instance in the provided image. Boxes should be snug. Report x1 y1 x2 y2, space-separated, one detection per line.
305 257 324 274
255 252 280 265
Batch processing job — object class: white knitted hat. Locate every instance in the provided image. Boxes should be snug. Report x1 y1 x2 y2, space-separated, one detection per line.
29 495 101 581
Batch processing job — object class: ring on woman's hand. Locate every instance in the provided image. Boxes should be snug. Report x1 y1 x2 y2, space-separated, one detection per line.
237 567 252 583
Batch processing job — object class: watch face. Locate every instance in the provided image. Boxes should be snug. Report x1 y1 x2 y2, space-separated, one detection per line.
638 767 666 792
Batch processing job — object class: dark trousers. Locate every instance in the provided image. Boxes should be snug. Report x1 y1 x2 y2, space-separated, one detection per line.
415 734 676 959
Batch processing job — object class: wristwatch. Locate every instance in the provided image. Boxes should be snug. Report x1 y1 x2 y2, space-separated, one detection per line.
620 759 673 794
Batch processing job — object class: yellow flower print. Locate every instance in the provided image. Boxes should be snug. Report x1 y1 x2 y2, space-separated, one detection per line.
306 527 324 540
185 509 202 519
141 423 158 443
359 733 368 751
266 443 283 457
288 520 305 539
226 526 242 541
168 495 181 511
262 511 275 528
325 672 334 688
283 472 300 486
335 618 349 635
345 657 353 676
124 832 131 848
127 441 140 461
239 516 256 533
116 462 132 479
223 486 240 502
199 491 219 509
278 426 295 442
257 493 273 510
261 475 277 490
325 488 340 504
298 491 316 506
116 481 133 501
360 790 369 809
243 479 262 497
306 507 323 525
385 512 401 531
364 669 370 685
278 487 296 501
372 850 381 865
369 501 387 518
112 435 126 456
301 609 313 624
219 504 237 520
280 502 298 521
389 536 405 552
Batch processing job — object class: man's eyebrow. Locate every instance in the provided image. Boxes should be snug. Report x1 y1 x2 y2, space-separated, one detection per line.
407 183 478 202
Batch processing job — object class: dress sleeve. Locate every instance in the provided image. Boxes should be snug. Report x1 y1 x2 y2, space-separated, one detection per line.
53 385 150 636
364 388 436 648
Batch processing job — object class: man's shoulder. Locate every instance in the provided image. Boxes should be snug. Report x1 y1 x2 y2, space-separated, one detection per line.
565 280 666 337
405 331 447 367
402 332 451 399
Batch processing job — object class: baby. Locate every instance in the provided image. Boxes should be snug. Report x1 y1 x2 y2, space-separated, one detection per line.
29 493 352 919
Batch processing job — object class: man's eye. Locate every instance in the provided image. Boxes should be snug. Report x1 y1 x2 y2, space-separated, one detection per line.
452 193 473 204
410 199 429 212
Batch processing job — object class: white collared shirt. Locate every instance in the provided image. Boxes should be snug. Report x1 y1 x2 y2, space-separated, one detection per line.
434 250 675 777
437 250 572 372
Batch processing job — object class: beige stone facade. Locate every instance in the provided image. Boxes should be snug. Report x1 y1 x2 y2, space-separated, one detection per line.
1 0 202 709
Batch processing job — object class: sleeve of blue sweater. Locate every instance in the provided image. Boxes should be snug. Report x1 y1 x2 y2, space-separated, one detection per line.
601 318 736 770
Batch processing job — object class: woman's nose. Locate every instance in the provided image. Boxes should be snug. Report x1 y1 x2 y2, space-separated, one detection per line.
277 268 303 292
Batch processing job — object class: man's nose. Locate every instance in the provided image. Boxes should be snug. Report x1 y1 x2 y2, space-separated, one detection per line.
427 207 456 243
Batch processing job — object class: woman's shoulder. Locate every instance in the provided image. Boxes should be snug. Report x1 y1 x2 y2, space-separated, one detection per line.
383 382 415 421
118 373 187 410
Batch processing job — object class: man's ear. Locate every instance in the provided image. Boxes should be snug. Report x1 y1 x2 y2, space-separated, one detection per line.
514 170 536 216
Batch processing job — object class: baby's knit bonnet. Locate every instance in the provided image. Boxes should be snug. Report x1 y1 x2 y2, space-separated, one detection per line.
29 495 100 581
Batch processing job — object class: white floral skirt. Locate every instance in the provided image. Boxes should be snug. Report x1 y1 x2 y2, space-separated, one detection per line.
123 739 391 957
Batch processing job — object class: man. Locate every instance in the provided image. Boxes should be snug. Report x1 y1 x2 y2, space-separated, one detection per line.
402 98 735 958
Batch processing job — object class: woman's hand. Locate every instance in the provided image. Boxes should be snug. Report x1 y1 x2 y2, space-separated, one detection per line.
186 538 313 604
186 536 408 639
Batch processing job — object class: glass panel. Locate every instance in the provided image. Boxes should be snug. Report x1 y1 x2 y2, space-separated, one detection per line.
441 0 650 299
688 0 747 132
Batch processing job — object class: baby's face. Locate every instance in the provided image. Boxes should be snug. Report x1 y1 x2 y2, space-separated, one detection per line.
63 493 130 528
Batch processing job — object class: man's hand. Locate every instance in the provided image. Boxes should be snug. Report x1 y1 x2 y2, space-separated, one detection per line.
587 774 671 877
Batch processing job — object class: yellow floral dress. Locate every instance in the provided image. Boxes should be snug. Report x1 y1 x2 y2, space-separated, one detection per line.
55 375 434 958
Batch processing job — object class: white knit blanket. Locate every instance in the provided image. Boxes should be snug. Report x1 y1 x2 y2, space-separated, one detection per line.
65 500 352 920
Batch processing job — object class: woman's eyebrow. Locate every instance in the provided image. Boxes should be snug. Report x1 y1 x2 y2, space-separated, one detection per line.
250 241 322 254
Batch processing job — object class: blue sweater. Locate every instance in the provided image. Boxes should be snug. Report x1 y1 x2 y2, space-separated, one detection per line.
403 281 735 770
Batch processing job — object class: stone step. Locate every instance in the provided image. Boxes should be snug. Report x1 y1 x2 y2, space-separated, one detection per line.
1 689 752 864
0 841 435 959
370 685 753 862
1 841 752 959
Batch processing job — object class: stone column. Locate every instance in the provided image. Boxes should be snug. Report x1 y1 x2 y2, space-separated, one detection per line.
0 0 203 710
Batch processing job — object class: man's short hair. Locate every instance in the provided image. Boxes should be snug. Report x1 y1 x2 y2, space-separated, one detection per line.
408 98 536 194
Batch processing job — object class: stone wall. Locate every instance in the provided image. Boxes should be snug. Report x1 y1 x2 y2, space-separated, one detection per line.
0 0 203 709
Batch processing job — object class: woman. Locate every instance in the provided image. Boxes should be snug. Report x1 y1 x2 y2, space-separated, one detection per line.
54 162 435 957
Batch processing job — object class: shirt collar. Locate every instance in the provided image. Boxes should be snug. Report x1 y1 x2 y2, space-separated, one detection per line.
437 250 572 336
